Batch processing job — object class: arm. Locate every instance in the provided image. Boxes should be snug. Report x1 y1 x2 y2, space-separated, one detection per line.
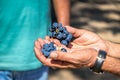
52 0 70 25
102 42 120 76
106 41 120 58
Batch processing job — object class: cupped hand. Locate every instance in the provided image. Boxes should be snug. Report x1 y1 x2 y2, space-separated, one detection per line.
65 26 108 52
34 26 108 69
34 37 98 69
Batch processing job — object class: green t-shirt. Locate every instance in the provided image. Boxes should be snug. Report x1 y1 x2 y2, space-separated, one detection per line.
0 0 51 71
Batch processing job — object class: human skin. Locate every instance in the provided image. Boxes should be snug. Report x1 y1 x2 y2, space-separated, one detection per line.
53 0 70 25
34 26 120 76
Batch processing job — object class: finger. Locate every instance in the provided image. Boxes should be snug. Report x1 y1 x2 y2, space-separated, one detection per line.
45 36 54 42
52 39 61 46
34 47 76 68
45 36 53 42
37 38 45 46
34 47 46 61
45 36 50 41
34 46 63 67
52 39 69 51
65 26 86 38
50 60 76 68
51 67 57 70
34 40 41 49
34 47 52 65
35 38 46 49
44 39 50 43
50 51 76 63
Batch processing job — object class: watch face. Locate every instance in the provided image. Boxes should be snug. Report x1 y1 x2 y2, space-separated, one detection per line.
98 50 107 59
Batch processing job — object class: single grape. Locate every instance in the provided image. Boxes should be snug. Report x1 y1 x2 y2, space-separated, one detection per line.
53 22 58 28
63 30 69 35
58 27 64 31
57 32 63 39
51 31 57 37
61 40 68 46
61 48 67 52
50 32 55 37
62 33 67 39
42 43 49 48
66 33 72 42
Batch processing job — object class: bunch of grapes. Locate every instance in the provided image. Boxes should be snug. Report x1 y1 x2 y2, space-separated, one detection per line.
41 22 72 58
49 22 73 46
41 42 67 58
41 42 56 57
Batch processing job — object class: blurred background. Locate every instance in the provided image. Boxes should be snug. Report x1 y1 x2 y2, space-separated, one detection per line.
49 0 120 80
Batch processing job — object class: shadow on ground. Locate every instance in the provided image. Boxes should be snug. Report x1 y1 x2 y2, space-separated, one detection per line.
71 0 120 35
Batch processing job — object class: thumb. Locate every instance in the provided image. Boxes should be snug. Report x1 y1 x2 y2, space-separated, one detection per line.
50 51 74 62
65 26 85 38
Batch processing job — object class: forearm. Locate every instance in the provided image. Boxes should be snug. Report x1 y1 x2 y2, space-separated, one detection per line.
102 56 120 76
102 41 120 76
53 0 70 25
106 41 120 58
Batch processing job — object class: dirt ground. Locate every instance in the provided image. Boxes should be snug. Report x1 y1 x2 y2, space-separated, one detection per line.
49 0 120 80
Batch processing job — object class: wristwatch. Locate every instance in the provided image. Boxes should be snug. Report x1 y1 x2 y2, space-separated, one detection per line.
90 50 107 73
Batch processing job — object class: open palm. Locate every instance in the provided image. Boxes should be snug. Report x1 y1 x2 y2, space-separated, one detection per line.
66 26 108 52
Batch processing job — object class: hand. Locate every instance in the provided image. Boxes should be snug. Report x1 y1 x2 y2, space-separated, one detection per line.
34 26 108 69
34 38 70 68
39 26 108 69
34 37 98 68
65 26 108 53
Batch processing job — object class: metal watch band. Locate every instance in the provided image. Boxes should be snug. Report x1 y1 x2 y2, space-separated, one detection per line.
90 50 107 73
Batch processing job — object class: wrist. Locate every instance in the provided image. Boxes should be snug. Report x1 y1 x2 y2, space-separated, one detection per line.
90 50 107 73
101 55 120 76
101 55 109 72
105 40 120 58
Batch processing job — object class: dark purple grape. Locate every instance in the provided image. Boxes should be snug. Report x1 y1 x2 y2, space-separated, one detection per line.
58 27 64 31
63 30 69 35
61 40 68 46
62 33 67 39
61 48 67 52
41 49 50 57
49 22 73 46
41 42 56 58
53 22 58 28
43 43 49 48
66 33 72 42
50 32 55 37
51 31 57 37
57 32 63 39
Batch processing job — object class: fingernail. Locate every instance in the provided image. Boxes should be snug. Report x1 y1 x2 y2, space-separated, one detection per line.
50 52 58 59
65 25 69 27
